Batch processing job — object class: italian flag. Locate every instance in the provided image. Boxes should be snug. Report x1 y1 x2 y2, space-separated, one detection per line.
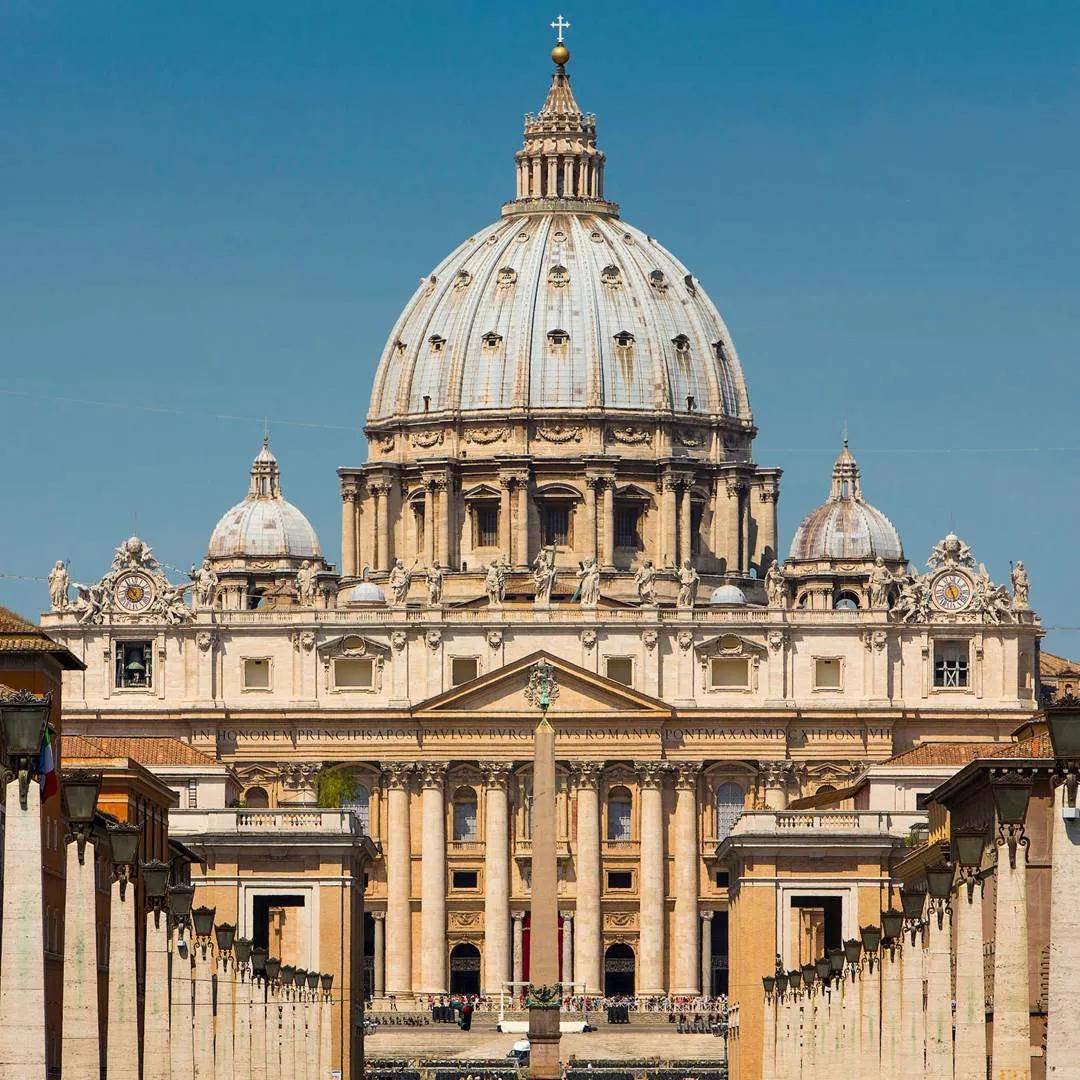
38 727 58 802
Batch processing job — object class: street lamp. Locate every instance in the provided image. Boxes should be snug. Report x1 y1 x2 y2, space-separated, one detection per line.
62 769 102 864
881 908 904 945
252 946 268 981
107 822 142 900
801 964 816 991
900 886 926 946
762 975 776 998
235 937 253 968
0 690 52 810
320 972 333 998
265 956 282 984
306 970 319 994
1046 707 1080 812
215 922 236 968
860 925 882 972
140 859 170 925
843 938 862 979
774 971 789 996
828 948 845 984
952 825 987 902
990 767 1033 868
926 863 955 920
815 956 832 984
281 964 296 995
167 882 195 939
192 905 216 958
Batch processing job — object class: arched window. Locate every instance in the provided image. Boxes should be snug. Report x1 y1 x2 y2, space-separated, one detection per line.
834 592 860 610
245 786 269 809
452 786 478 842
715 782 745 841
607 786 632 841
344 783 370 832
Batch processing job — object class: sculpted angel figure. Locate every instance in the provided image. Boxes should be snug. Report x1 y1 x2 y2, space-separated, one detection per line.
532 545 557 605
295 560 318 607
48 560 70 611
188 559 219 608
160 582 193 625
892 575 928 624
634 559 657 605
388 559 414 606
485 556 507 606
74 582 107 625
425 563 444 606
868 557 893 609
676 560 699 609
1011 561 1030 610
764 562 786 608
576 557 601 608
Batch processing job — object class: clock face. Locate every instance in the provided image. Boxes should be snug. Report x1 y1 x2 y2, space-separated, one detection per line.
114 571 155 614
932 571 972 612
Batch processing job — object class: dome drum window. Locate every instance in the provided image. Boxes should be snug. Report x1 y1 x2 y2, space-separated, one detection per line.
481 331 503 350
613 330 635 350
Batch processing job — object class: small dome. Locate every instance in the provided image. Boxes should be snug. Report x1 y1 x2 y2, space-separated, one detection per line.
710 584 747 606
788 441 903 562
207 441 321 560
339 582 386 605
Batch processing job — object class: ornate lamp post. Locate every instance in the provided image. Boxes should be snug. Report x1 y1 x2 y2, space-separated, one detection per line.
141 859 172 1080
0 689 51 808
167 882 196 1080
215 923 237 1080
106 821 143 1080
59 770 103 1080
191 905 217 1080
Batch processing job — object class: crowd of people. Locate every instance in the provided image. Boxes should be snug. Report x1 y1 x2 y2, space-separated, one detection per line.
404 993 729 1016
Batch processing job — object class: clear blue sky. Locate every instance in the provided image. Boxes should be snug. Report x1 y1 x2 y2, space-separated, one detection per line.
3 1 1078 653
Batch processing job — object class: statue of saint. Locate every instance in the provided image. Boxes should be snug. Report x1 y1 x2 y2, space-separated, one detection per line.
532 545 557 605
48 560 70 611
634 560 657 605
576 557 601 608
485 557 508 607
764 563 786 608
189 559 219 608
388 559 413 606
1011 561 1030 610
868 557 893 609
425 564 444 606
676 560 699 609
295 560 318 607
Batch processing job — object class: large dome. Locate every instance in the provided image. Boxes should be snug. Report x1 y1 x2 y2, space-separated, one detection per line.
788 442 903 562
207 442 321 561
366 53 750 428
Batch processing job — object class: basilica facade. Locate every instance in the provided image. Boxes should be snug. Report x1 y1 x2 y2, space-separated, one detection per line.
43 38 1041 1062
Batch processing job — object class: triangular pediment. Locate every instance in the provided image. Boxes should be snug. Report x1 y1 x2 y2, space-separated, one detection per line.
414 650 673 719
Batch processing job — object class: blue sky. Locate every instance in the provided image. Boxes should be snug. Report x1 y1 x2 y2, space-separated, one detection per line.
3 1 1078 653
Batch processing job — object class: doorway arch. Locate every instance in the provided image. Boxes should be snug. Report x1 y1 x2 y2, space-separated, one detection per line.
603 942 635 996
449 942 481 996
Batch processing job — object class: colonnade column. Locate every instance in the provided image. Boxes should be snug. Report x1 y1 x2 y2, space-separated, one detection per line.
601 479 615 570
436 475 451 568
383 763 413 997
482 762 513 996
756 483 779 570
724 481 743 576
584 478 599 564
899 915 926 1078
516 480 529 570
700 911 714 997
341 487 357 577
678 482 693 568
61 831 100 1080
106 863 139 1080
373 483 391 573
499 477 513 561
878 940 902 1080
423 481 435 566
672 762 702 995
572 762 604 996
560 912 574 988
636 762 667 996
661 477 678 568
512 912 526 988
372 913 386 998
419 762 449 995
925 901 954 1078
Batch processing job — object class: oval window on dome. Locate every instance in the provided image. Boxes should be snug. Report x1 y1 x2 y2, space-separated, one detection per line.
454 270 472 291
552 229 567 243
613 330 635 350
600 264 622 288
590 230 604 243
622 233 635 245
516 231 530 243
649 269 668 293
548 265 570 288
496 266 518 289
547 329 570 349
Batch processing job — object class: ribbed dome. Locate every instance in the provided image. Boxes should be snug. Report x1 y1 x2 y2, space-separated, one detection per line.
207 441 322 560
788 441 903 562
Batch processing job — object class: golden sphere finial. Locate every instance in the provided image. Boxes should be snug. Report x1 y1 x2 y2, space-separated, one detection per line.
551 42 570 67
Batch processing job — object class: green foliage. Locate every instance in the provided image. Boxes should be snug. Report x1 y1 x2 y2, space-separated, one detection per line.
317 768 357 808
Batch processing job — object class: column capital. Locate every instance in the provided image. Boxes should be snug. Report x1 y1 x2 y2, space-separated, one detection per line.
700 909 715 922
382 762 414 788
559 910 574 922
371 910 386 921
672 761 702 790
340 480 359 502
757 759 797 787
635 761 670 789
511 910 527 922
479 761 514 788
570 761 605 789
416 761 449 789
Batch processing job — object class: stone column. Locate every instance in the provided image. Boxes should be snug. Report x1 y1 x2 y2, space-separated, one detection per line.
0 779 46 1080
662 477 678 567
374 484 390 572
143 909 171 1080
1047 785 1079 1077
700 911 714 997
601 479 615 570
482 762 513 996
170 931 195 1080
305 991 320 1080
679 483 693 567
637 761 668 997
61 838 100 1080
572 762 604 996
341 488 357 577
847 967 863 1072
107 875 140 1080
992 834 1031 1080
423 481 435 566
251 976 268 1080
878 944 902 1080
217 954 236 1080
383 764 413 998
955 875 987 1080
192 943 215 1080
293 988 307 1080
280 988 296 1080
499 478 513 561
724 482 742 576
672 763 702 995
235 966 252 1080
584 479 598 563
516 481 529 570
758 760 792 811
319 991 333 1080
860 957 882 1078
512 912 526 988
925 905 953 1079
762 989 777 1080
372 913 386 998
264 984 279 1079
560 912 574 987
756 483 779 570
899 925 926 1079
436 476 452 568
419 762 449 995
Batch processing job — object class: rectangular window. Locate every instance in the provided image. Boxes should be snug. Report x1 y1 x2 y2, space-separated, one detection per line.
542 504 571 546
451 656 479 686
115 641 153 689
474 503 499 547
715 870 730 889
607 870 633 890
605 657 633 686
915 792 932 811
814 658 842 690
242 658 271 691
690 502 703 556
413 504 425 552
334 658 375 690
710 657 749 690
452 869 479 890
934 641 970 688
615 505 642 549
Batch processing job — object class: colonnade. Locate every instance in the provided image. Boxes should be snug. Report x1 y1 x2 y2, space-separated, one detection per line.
378 759 718 999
